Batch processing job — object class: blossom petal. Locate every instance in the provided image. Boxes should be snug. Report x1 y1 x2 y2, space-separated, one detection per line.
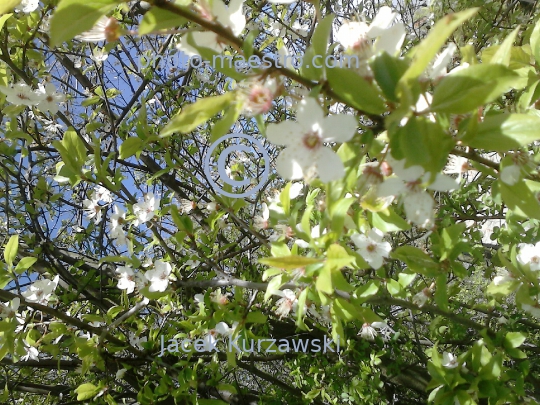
316 147 345 182
275 147 309 180
367 7 397 37
320 114 357 143
427 173 459 191
373 22 405 55
297 98 325 127
266 121 301 146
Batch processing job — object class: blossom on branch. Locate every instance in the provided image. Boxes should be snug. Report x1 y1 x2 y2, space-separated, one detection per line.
351 228 391 269
266 97 357 183
144 260 172 292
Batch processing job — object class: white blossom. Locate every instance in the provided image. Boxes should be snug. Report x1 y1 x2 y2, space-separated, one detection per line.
116 266 136 294
133 192 160 225
358 321 388 341
178 0 245 56
266 97 357 183
0 297 24 324
22 276 59 305
424 44 457 80
179 199 197 214
92 186 113 204
444 155 475 179
0 82 44 106
493 269 516 285
83 199 102 224
442 352 459 368
517 242 540 271
274 289 298 318
36 83 65 114
377 155 458 228
239 77 277 116
253 203 270 230
21 341 39 361
15 0 40 13
76 16 121 42
336 7 405 58
206 201 220 212
115 369 127 379
144 260 172 292
351 228 391 269
110 205 127 245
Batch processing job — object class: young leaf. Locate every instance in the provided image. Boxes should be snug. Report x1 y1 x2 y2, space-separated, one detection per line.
399 8 478 82
430 64 522 114
160 92 235 137
530 19 540 65
465 114 540 151
14 257 38 274
138 7 186 35
490 26 520 67
326 67 386 114
370 52 409 103
300 14 334 81
120 137 144 159
259 255 323 270
4 234 18 267
0 0 21 15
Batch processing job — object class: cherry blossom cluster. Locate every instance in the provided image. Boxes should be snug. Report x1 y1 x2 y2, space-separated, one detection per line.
0 82 65 114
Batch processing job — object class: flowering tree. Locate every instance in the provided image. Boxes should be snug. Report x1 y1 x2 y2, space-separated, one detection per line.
1 0 540 404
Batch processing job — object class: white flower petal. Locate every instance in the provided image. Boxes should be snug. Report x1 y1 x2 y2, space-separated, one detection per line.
316 147 345 182
266 121 301 146
320 114 357 143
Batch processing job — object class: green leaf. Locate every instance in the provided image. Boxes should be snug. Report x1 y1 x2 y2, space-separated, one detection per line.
326 67 386 114
355 281 379 301
465 114 540 151
49 0 121 46
399 8 478 82
328 197 355 234
0 14 12 31
430 64 522 114
390 116 454 173
391 246 440 277
370 52 409 103
326 244 354 270
530 20 540 65
490 27 520 66
504 332 526 349
120 137 144 159
0 0 20 15
499 179 540 219
246 311 267 324
3 235 18 267
160 92 235 137
386 279 402 296
210 101 242 143
434 274 448 311
14 257 37 274
371 208 411 232
53 128 87 174
398 273 416 288
264 274 283 302
300 14 334 81
316 263 333 294
259 255 323 270
138 6 186 35
75 383 99 401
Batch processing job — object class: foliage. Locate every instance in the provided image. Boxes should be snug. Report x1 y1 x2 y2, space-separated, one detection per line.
0 0 540 404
